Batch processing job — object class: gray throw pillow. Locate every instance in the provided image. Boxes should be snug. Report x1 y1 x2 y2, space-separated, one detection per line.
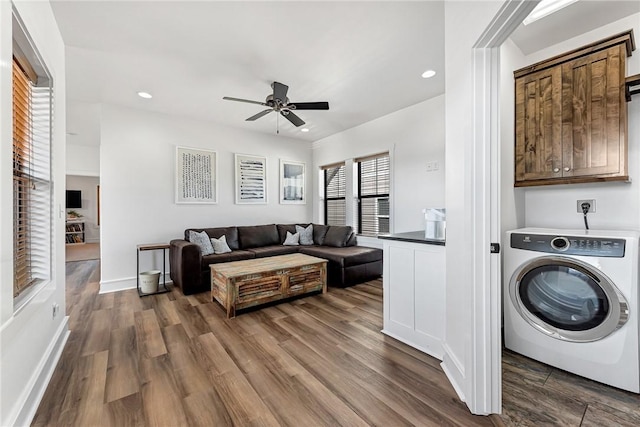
295 224 314 245
283 231 300 246
188 230 214 255
211 235 232 254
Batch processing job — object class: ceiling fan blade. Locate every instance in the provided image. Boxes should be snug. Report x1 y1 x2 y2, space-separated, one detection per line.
289 101 329 110
281 111 305 127
272 82 289 104
246 109 273 121
223 96 268 106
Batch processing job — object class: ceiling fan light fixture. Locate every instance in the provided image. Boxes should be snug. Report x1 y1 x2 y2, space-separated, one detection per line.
421 69 436 79
137 91 153 99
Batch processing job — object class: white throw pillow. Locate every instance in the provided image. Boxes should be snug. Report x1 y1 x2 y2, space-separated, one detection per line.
188 230 214 256
283 231 300 246
211 235 232 254
295 224 314 245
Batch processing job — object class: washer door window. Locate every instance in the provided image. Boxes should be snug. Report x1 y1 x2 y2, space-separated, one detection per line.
510 256 629 342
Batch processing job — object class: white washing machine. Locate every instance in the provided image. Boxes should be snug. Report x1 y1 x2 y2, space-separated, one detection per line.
504 228 639 393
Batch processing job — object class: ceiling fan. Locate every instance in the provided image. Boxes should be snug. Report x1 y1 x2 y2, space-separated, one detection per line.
223 81 329 130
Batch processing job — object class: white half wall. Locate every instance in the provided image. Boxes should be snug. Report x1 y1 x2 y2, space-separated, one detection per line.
66 175 100 243
0 1 68 426
312 95 446 234
518 13 640 231
99 105 313 292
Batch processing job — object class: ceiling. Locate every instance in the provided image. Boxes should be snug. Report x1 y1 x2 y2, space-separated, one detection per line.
50 1 639 146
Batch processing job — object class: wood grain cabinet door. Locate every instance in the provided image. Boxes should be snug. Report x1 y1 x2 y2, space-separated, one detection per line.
515 66 563 184
561 45 627 179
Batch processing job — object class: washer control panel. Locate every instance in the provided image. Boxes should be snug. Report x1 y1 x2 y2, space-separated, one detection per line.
511 233 626 257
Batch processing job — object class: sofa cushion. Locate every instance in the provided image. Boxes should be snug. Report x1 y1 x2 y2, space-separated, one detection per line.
248 245 300 258
202 250 254 266
185 227 240 250
322 226 353 247
296 224 314 245
299 245 382 267
238 224 280 249
346 232 357 247
188 230 214 255
276 224 298 243
211 235 232 254
283 231 300 246
312 224 330 245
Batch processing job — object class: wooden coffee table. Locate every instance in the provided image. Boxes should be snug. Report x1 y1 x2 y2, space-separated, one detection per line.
210 253 327 318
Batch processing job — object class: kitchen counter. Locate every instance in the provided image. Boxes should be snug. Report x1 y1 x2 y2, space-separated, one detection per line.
378 231 445 245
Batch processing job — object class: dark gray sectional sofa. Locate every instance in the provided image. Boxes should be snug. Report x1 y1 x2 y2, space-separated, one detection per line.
169 223 383 295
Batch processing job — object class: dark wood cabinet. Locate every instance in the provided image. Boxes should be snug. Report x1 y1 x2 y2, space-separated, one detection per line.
514 30 634 187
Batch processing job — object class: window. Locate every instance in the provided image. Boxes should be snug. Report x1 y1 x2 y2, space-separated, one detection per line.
323 163 346 225
13 33 53 299
357 153 390 236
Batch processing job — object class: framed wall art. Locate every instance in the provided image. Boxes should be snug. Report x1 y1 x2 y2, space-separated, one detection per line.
235 154 267 204
175 146 217 204
280 159 305 204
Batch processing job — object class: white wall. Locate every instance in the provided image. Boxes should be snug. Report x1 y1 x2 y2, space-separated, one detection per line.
66 143 99 176
500 38 527 235
511 14 640 231
312 95 446 238
99 104 313 292
66 175 100 243
0 1 67 425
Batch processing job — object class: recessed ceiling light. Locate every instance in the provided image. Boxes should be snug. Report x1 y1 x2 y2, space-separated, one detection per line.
137 91 153 99
301 128 310 133
523 0 579 25
421 70 436 79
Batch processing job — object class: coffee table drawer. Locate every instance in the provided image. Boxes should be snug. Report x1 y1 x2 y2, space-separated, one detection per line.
236 275 282 303
288 268 323 294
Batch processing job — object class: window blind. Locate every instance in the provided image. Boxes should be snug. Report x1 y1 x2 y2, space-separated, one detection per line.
357 154 390 236
324 164 346 225
13 57 52 298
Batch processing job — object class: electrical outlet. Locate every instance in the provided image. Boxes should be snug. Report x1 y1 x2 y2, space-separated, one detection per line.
577 199 596 213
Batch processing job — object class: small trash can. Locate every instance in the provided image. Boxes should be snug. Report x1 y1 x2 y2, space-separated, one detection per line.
423 208 446 240
139 270 161 294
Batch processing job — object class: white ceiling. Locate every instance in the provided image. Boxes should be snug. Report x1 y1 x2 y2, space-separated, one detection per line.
50 1 639 146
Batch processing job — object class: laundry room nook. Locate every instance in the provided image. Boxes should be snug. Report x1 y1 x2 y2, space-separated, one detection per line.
500 3 640 424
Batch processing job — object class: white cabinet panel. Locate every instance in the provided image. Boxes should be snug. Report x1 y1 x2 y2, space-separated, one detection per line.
382 238 445 359
388 246 415 328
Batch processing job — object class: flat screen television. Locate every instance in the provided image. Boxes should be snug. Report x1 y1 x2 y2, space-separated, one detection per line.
66 190 82 209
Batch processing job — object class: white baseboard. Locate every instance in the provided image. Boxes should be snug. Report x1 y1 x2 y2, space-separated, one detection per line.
12 317 70 427
441 342 466 403
100 276 173 294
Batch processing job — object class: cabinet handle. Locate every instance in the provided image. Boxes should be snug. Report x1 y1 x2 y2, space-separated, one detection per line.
564 167 570 172
553 168 560 173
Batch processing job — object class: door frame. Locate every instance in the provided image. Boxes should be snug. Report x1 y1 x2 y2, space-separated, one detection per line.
468 0 539 414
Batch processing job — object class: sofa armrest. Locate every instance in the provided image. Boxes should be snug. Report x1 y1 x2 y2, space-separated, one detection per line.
169 239 202 295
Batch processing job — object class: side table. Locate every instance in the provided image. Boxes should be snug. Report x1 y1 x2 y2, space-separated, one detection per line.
137 243 171 296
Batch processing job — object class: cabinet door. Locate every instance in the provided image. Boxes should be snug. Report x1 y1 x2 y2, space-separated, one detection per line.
561 45 627 178
515 66 563 183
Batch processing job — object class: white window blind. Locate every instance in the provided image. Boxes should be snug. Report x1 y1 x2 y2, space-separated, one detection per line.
357 153 390 236
13 54 53 298
323 163 346 226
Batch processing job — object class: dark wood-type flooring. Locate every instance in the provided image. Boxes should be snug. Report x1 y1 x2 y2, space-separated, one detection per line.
32 260 639 426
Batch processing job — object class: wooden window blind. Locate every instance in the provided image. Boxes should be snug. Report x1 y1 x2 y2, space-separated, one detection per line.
12 57 52 298
357 153 390 236
324 164 346 226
